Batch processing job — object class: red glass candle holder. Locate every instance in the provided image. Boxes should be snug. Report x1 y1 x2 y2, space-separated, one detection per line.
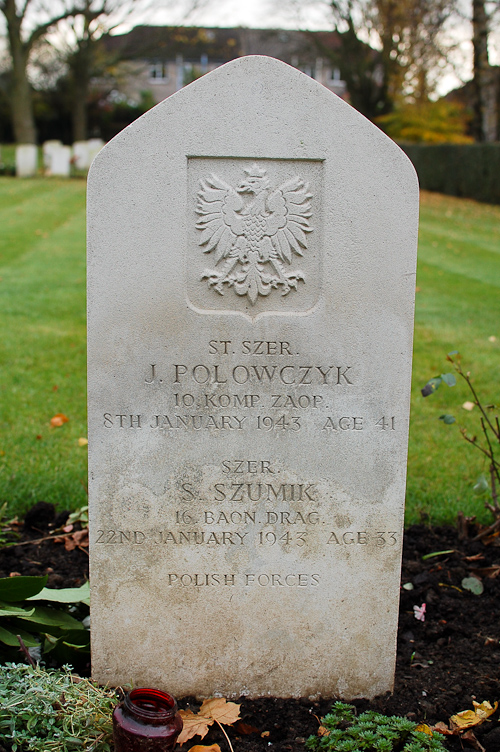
113 688 183 752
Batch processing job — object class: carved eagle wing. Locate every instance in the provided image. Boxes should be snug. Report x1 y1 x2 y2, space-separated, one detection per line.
196 174 244 263
265 177 313 264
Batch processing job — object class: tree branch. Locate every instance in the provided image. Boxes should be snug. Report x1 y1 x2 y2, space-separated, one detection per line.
27 7 78 52
461 429 500 474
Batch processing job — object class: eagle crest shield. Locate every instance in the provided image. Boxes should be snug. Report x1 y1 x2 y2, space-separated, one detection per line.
196 163 314 306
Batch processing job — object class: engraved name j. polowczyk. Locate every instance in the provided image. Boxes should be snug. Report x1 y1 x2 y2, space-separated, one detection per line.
196 163 313 305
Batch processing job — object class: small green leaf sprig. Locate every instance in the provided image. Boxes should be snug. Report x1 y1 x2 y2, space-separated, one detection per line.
306 702 447 752
0 662 116 751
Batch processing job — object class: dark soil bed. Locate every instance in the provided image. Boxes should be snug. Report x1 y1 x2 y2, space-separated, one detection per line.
1 504 499 752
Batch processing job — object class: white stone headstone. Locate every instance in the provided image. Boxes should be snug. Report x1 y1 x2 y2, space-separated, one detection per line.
47 145 71 177
72 140 90 169
87 56 419 700
43 140 62 169
16 144 38 177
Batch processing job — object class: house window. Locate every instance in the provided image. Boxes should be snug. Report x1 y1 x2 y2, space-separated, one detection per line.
329 68 341 82
149 62 169 81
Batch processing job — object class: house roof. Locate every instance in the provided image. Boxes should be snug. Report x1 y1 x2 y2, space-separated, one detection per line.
105 26 342 65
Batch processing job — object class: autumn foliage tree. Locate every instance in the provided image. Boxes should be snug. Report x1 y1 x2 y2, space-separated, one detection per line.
376 99 473 142
301 0 458 116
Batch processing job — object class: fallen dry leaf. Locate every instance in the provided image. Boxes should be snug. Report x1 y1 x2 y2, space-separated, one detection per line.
432 722 454 736
432 721 485 751
78 437 88 446
200 698 241 726
462 729 486 752
66 529 88 551
55 528 89 551
317 726 329 737
462 401 475 411
451 709 482 729
472 700 498 720
50 413 69 427
415 724 433 736
187 745 222 752
260 731 270 738
178 698 241 746
178 711 212 745
450 700 498 730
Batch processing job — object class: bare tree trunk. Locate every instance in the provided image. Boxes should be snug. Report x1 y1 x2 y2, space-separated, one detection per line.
72 87 89 142
71 52 90 142
70 8 94 143
1 0 80 144
4 1 36 144
472 0 495 141
10 49 36 144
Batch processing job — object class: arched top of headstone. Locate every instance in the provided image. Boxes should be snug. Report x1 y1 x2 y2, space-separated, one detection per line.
91 55 417 191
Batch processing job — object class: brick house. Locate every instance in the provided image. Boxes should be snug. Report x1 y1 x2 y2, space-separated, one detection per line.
104 26 348 104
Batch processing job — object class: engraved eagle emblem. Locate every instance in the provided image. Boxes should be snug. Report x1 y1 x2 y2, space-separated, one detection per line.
196 164 313 305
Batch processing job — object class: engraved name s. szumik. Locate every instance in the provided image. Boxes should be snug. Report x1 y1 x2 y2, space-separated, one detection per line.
196 163 313 304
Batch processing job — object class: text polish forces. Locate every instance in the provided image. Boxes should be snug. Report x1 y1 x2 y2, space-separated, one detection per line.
165 573 321 587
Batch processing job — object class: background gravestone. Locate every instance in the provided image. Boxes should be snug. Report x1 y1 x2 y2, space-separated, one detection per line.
87 56 419 699
43 140 62 170
49 145 71 177
72 141 90 169
16 144 37 177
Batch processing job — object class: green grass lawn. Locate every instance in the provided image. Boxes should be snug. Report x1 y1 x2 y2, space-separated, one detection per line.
0 177 88 516
0 179 499 524
408 192 500 523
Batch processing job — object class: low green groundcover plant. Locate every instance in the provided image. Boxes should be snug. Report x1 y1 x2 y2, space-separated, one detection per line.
0 663 116 751
0 575 90 668
306 702 447 752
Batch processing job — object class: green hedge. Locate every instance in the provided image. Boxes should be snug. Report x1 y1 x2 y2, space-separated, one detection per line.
399 143 500 205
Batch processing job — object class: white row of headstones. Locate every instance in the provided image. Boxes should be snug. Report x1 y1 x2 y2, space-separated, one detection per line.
15 139 105 177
